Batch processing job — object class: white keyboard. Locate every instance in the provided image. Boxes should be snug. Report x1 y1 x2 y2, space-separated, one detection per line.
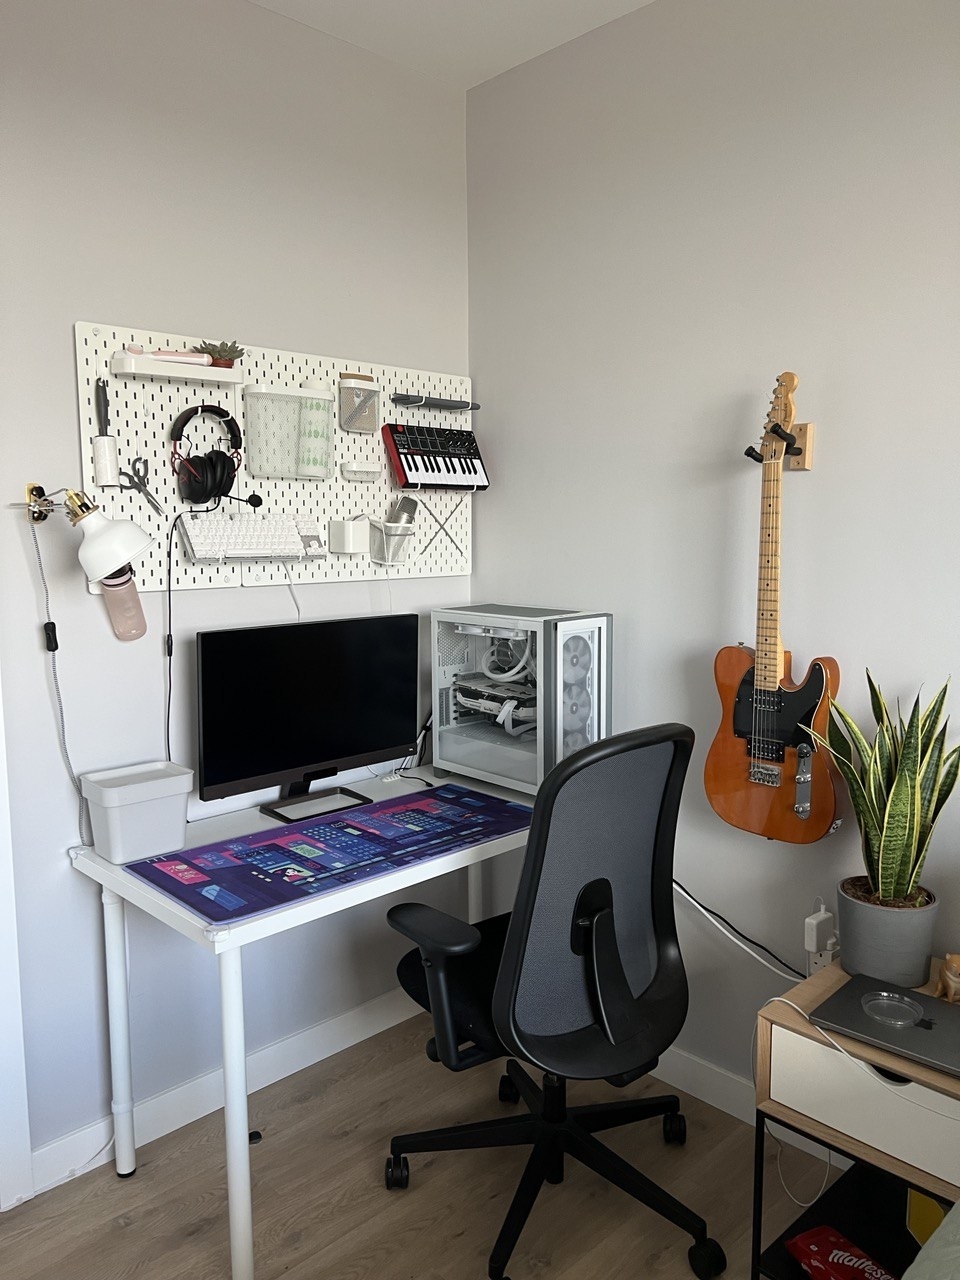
179 511 327 563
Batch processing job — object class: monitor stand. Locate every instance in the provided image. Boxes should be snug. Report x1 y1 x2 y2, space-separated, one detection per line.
259 786 371 825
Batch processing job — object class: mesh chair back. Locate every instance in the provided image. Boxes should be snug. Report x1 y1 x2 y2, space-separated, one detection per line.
492 724 693 1080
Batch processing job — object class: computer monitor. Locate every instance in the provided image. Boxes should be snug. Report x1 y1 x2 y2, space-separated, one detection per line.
197 613 420 819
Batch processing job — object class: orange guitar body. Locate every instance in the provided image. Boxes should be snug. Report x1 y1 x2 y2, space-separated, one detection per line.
704 645 840 843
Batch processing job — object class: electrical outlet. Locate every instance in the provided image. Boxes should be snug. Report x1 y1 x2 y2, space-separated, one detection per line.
807 942 840 974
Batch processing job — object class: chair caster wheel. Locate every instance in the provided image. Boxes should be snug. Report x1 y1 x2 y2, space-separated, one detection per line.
384 1153 409 1189
663 1111 687 1144
498 1073 521 1104
688 1237 726 1278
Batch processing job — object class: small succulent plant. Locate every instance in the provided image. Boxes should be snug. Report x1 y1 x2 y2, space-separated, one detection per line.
192 339 245 362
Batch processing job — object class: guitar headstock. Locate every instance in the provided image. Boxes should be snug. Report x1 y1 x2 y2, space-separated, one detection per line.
760 371 799 463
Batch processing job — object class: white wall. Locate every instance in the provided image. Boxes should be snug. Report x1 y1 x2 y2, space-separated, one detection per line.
0 0 469 1179
5 0 960 1202
467 0 960 1077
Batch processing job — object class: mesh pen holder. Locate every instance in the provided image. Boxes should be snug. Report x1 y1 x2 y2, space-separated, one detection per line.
369 520 413 566
339 374 380 434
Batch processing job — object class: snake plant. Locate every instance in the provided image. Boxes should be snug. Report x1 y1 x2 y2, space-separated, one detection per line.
808 672 960 904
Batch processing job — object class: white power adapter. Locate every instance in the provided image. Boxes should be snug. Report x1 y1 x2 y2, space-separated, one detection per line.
804 904 839 973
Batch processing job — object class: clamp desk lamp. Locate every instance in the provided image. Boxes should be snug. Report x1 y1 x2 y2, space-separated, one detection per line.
22 483 154 640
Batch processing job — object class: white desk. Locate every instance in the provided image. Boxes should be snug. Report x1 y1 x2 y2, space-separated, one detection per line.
70 770 530 1280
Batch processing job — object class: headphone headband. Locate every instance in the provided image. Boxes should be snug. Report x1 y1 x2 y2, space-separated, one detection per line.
171 403 242 453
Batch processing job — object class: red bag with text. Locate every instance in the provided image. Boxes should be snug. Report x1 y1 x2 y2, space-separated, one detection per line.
785 1226 899 1280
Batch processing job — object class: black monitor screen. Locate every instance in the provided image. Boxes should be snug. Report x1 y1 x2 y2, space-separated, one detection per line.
197 614 419 802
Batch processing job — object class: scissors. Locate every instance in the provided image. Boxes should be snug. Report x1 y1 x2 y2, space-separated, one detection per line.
118 457 165 516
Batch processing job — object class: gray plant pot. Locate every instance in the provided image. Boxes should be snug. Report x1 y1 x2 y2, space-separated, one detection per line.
836 877 939 987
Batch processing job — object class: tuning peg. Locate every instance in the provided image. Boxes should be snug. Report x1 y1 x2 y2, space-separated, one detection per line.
744 446 764 463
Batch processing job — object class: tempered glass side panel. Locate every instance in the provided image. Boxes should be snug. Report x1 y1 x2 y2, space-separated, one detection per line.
432 615 541 792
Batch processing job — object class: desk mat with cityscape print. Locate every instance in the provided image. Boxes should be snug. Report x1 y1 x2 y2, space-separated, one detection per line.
124 783 532 924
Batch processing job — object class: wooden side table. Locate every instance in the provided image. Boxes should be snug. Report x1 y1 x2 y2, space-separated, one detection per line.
752 963 960 1278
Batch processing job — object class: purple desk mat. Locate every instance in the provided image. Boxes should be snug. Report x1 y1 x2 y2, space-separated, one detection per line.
124 783 532 924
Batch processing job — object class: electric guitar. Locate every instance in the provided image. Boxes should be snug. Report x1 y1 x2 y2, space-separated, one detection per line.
703 373 839 843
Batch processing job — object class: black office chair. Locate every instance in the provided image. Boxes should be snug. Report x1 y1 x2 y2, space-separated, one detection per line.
383 724 726 1280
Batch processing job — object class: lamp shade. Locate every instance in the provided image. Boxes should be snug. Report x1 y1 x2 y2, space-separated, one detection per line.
74 508 154 583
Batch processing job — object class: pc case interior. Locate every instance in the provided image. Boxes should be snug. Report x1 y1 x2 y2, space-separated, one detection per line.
431 604 613 795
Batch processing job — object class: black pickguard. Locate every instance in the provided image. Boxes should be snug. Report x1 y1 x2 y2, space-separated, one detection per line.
732 663 826 762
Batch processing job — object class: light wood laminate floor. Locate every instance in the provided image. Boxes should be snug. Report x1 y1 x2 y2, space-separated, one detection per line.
0 1013 829 1279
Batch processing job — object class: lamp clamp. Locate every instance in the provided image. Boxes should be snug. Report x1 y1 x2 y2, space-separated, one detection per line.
25 482 54 523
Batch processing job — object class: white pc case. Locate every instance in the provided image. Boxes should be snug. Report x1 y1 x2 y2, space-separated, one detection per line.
431 604 613 795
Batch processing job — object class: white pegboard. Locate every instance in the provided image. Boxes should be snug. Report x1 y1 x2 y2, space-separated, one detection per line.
73 322 475 591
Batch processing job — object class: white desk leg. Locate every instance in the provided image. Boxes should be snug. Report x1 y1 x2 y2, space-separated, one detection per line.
467 862 484 923
218 948 254 1280
101 888 136 1176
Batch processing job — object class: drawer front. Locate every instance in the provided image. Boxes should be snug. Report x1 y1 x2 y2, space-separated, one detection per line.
770 1025 960 1186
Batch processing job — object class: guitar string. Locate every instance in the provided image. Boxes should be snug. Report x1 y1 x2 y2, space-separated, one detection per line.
756 394 785 782
754 441 775 777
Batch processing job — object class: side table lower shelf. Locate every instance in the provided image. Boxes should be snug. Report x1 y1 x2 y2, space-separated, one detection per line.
755 1142 943 1279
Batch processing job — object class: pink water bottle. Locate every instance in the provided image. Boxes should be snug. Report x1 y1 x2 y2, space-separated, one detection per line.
100 565 147 641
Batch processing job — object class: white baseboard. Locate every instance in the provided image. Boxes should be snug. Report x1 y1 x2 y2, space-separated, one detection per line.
29 987 415 1199
655 1044 834 1164
655 1044 757 1125
24 994 827 1206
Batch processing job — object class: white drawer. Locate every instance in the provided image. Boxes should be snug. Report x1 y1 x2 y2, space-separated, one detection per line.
770 1025 960 1186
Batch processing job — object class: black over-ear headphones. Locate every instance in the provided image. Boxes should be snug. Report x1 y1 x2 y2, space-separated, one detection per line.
170 404 243 503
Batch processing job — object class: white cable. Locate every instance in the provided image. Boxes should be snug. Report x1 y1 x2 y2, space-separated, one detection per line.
480 637 533 682
68 1132 116 1178
762 996 960 1121
30 524 91 846
494 698 538 737
673 883 798 982
768 1128 833 1207
282 563 302 620
455 690 536 721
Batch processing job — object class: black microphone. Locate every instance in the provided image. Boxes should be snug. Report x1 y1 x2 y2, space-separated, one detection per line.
220 492 263 508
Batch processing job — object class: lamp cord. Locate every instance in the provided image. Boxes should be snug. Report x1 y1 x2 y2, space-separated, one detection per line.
29 524 91 846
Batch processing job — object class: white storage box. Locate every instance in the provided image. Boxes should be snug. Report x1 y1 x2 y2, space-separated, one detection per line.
328 516 370 555
81 762 193 864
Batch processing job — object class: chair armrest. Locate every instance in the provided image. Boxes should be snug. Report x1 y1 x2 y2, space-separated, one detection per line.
387 903 484 1072
387 903 481 957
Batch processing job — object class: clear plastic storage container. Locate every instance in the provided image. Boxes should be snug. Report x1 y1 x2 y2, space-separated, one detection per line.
369 519 413 565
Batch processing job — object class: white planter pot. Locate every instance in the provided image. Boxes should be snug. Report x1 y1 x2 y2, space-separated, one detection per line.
836 876 939 988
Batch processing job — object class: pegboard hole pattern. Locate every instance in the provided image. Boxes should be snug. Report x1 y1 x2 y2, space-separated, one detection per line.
74 322 474 592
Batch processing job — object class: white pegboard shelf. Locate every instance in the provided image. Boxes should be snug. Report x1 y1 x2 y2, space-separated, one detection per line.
75 321 474 592
109 353 245 383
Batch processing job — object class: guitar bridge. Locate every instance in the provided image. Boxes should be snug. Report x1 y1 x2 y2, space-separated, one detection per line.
749 763 782 787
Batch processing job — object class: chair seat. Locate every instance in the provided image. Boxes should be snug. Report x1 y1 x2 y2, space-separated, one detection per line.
397 912 511 1057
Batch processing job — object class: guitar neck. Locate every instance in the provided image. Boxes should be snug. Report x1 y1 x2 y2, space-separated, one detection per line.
755 454 784 690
